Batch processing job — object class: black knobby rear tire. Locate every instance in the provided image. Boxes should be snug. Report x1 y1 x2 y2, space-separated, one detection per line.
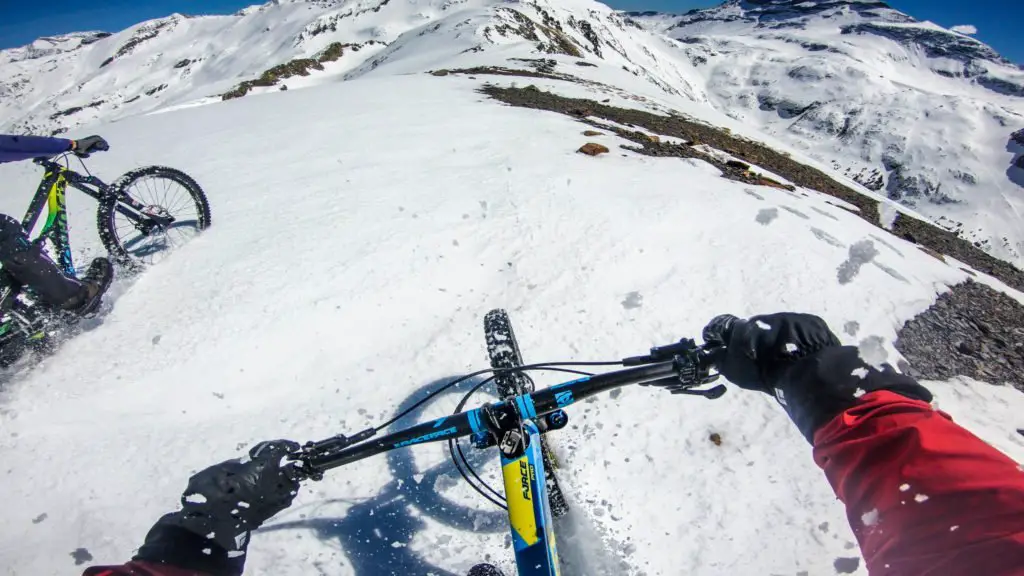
483 308 569 517
97 166 211 266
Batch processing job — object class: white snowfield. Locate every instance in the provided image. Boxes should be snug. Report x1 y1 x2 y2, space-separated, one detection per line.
1 69 1023 576
1 0 1023 266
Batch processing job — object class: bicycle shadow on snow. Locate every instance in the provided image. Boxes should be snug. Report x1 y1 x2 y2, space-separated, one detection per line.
262 376 508 575
261 376 630 575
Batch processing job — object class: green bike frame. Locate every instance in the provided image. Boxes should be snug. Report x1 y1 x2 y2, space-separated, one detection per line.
21 158 154 278
24 165 77 276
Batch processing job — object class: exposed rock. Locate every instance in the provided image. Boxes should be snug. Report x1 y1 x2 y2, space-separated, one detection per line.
49 100 105 119
895 280 1024 391
489 8 583 58
894 214 1024 292
841 22 1006 65
223 58 325 100
1016 155 1024 170
726 159 750 171
103 18 178 68
1013 128 1024 147
582 130 603 136
576 61 597 67
173 59 191 69
917 245 946 263
578 142 609 156
510 57 557 74
431 70 450 77
220 42 375 101
708 432 722 446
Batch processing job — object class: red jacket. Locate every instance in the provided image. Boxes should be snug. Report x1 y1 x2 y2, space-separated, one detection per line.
815 390 1024 575
86 393 1024 576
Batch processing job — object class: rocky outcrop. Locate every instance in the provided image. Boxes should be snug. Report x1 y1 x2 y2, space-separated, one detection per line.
578 142 609 155
221 42 379 100
1012 128 1024 147
484 8 584 57
895 280 1024 391
101 17 179 68
841 22 1008 65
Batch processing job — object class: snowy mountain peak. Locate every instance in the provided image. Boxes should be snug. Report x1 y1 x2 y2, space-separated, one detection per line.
0 31 112 65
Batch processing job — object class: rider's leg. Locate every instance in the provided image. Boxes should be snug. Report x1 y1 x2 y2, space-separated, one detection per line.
0 214 112 314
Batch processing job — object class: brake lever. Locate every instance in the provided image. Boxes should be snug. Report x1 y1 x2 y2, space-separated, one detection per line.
637 342 727 399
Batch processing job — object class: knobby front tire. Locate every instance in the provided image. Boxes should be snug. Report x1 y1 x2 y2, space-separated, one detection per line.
97 166 211 266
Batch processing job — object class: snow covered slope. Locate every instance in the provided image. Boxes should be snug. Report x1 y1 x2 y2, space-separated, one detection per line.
627 0 1024 265
0 69 1022 576
3 0 1023 267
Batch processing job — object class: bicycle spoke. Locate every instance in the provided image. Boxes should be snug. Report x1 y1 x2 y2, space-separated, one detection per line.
159 177 171 209
141 176 157 205
110 171 205 265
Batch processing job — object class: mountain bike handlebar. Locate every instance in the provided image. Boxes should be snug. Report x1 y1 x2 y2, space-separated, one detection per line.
288 338 725 481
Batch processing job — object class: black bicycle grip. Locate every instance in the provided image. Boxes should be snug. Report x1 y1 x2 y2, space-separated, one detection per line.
702 314 739 346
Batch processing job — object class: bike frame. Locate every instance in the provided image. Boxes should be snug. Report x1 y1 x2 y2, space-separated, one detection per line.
294 356 717 575
22 157 157 277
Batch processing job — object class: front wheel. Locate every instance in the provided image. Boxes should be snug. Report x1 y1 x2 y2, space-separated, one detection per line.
97 166 211 266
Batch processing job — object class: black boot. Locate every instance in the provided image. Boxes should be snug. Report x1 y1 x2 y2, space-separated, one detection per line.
468 564 506 576
60 258 114 316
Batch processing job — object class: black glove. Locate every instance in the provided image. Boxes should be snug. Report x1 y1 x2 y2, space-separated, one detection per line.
703 312 841 393
703 313 932 442
135 440 301 576
72 135 109 157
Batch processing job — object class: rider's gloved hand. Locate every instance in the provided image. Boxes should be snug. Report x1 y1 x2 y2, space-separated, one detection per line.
134 440 301 576
702 312 840 393
71 135 109 156
702 312 932 442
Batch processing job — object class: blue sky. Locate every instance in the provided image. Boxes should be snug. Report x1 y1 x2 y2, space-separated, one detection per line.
0 0 1021 63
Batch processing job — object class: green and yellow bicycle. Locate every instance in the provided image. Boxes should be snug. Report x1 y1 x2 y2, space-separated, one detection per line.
0 150 211 366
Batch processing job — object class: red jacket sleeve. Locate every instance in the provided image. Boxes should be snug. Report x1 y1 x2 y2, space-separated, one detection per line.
813 390 1024 575
83 560 210 576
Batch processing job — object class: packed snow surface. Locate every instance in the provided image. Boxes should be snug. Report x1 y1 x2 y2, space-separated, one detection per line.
1 72 1022 576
